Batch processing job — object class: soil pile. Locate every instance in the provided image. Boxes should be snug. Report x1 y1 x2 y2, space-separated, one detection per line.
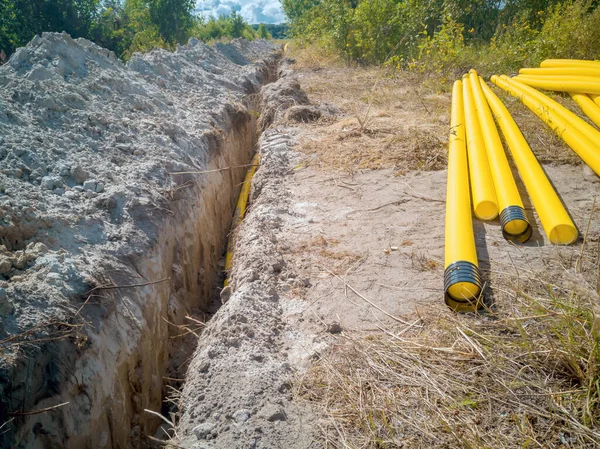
0 32 279 448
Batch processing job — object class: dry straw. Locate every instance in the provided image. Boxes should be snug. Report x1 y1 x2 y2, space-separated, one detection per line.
299 254 600 448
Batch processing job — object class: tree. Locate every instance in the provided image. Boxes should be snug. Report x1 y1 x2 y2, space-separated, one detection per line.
256 23 271 39
281 0 320 28
90 0 134 57
225 11 246 38
149 0 194 43
0 0 100 56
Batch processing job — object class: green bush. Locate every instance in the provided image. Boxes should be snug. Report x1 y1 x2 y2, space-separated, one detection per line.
415 15 466 74
532 0 600 62
282 0 600 77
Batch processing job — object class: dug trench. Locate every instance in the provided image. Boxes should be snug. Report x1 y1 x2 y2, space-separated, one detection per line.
0 34 307 448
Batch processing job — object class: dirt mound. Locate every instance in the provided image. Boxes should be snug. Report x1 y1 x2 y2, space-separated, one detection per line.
0 32 279 447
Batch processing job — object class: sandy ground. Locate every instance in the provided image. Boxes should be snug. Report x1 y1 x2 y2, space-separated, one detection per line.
268 53 599 336
200 49 600 447
279 163 598 334
172 48 599 447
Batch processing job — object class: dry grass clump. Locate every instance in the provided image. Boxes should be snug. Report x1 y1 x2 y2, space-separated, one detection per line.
299 265 600 448
299 120 447 172
287 43 450 173
286 41 346 71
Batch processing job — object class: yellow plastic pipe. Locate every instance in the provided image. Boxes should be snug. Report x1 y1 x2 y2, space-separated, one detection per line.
224 153 260 286
462 75 498 220
480 78 578 245
492 75 600 176
519 67 600 78
444 80 483 312
468 70 531 242
514 74 600 95
592 94 600 108
502 76 600 147
541 59 600 69
570 92 600 128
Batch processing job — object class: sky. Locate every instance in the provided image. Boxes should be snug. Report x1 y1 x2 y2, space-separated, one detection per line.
195 0 286 24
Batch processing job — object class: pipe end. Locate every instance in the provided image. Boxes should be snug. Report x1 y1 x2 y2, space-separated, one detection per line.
549 224 579 245
500 206 532 243
444 261 483 313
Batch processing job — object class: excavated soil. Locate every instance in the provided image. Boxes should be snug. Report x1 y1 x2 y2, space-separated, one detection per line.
0 33 280 448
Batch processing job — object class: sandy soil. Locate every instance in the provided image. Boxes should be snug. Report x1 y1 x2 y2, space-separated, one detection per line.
0 33 280 448
199 48 600 448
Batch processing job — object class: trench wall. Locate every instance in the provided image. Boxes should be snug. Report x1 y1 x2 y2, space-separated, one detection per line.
0 33 279 448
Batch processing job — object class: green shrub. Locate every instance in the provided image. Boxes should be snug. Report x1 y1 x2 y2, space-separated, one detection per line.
532 0 600 62
282 0 600 78
415 15 466 74
486 12 539 73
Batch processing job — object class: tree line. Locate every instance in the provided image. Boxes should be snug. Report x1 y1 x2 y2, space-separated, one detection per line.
281 0 600 75
0 0 274 62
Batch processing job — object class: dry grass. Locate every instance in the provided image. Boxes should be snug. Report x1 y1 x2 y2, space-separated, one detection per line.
286 42 583 173
287 42 450 173
298 251 600 448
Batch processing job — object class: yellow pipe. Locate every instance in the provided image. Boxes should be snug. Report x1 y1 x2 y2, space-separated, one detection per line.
519 67 600 78
462 75 498 221
492 75 600 176
224 153 260 286
592 94 600 108
540 59 600 69
502 76 600 147
468 70 531 242
444 80 483 312
570 92 600 128
513 74 600 95
480 78 578 245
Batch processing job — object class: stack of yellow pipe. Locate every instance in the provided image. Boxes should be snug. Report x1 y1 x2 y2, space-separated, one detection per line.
481 78 578 245
456 70 533 244
515 59 600 126
443 60 595 311
468 70 532 243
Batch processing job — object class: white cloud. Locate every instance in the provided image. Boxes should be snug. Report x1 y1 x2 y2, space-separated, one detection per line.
195 0 285 24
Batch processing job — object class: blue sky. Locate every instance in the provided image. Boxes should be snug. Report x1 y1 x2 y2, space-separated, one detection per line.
195 0 286 24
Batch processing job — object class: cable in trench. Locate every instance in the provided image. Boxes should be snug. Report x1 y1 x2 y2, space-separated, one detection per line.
224 153 260 286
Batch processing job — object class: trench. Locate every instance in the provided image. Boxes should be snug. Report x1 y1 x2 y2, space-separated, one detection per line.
155 104 265 438
3 64 279 448
92 104 265 448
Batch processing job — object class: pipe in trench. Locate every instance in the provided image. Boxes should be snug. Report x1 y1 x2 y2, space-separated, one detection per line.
224 153 260 286
570 92 600 128
540 59 600 69
462 74 498 221
505 75 600 144
444 80 483 312
480 78 579 245
519 67 600 78
513 74 600 95
468 70 531 243
491 75 600 176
